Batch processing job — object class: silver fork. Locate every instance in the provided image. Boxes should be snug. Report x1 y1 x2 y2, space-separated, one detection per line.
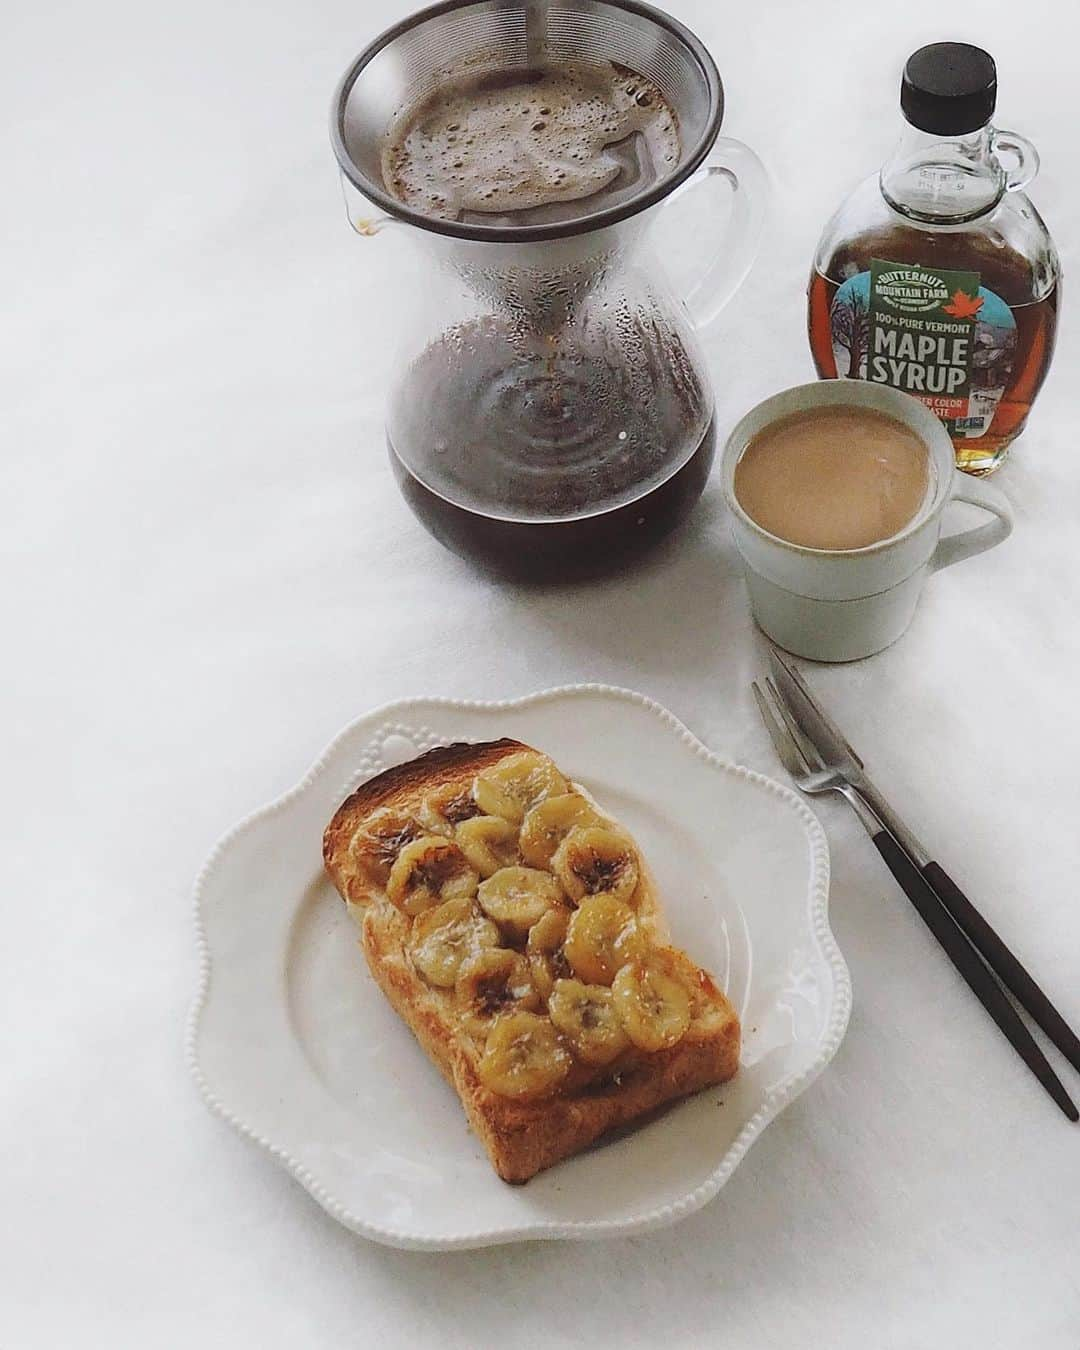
752 677 887 839
752 672 1079 1122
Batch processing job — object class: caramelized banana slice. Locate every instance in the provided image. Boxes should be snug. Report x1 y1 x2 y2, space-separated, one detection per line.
386 835 479 916
409 896 499 988
417 783 483 836
455 815 520 878
552 826 639 905
476 1011 572 1100
347 808 425 887
456 948 541 1034
473 751 567 825
690 965 735 1035
477 865 564 938
547 978 629 1066
563 894 643 985
519 793 602 869
612 956 691 1052
526 906 573 1000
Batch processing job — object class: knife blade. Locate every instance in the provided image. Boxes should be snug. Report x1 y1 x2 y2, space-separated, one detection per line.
767 646 864 771
766 645 929 865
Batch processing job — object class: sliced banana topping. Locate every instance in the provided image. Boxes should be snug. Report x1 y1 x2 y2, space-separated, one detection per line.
348 808 425 887
526 906 573 1000
547 978 629 1066
417 783 483 836
409 896 499 988
612 956 691 1052
353 744 725 1101
476 1010 572 1100
688 965 734 1035
477 865 564 938
563 894 644 985
552 826 640 906
473 751 567 825
456 948 540 1033
386 835 479 916
519 792 602 870
455 814 520 878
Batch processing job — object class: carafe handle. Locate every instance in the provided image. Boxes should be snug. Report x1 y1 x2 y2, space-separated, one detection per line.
660 137 770 332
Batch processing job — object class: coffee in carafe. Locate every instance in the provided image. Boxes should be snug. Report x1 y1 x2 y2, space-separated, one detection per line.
388 313 715 580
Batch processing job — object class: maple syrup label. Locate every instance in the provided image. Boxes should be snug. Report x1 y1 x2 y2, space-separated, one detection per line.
829 260 1017 439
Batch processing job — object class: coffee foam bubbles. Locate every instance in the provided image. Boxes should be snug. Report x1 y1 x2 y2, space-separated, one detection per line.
381 62 680 222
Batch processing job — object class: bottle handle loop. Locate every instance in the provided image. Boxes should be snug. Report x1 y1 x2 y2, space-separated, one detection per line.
992 129 1040 192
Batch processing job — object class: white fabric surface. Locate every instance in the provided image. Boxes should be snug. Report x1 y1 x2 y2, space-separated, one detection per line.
5 0 1080 1344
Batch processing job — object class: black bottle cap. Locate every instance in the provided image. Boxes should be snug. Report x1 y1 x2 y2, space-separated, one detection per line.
901 42 997 135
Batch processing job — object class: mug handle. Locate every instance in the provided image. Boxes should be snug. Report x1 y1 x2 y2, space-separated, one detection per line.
659 137 770 333
930 474 1014 572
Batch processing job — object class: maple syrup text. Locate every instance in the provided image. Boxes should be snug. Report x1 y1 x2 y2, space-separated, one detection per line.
870 328 969 393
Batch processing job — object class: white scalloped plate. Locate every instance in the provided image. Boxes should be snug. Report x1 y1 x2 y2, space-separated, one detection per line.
188 686 850 1249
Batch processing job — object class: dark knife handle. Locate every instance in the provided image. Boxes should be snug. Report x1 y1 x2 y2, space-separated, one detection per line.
923 860 1080 1077
872 831 1078 1122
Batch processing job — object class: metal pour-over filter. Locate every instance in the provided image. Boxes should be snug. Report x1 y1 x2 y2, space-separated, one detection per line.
332 0 722 242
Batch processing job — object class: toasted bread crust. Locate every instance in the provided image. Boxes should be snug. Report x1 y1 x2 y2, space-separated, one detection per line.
322 739 527 887
323 739 740 1183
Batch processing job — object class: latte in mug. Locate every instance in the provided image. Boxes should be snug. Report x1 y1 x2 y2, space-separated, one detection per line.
722 383 1013 661
733 406 932 552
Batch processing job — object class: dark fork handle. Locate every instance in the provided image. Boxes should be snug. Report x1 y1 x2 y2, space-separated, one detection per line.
872 831 1078 1122
923 860 1080 1077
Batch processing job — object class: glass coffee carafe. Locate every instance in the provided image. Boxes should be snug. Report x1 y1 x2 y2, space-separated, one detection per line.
331 0 767 580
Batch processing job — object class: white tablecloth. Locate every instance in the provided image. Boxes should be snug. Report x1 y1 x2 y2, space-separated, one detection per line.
6 0 1080 1344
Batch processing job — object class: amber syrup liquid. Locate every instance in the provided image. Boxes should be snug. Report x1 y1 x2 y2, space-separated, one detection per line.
808 227 1059 475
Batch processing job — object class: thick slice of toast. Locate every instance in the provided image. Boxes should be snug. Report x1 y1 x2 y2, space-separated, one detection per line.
323 738 739 1183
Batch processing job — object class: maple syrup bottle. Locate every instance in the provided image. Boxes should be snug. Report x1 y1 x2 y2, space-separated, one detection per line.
808 43 1060 474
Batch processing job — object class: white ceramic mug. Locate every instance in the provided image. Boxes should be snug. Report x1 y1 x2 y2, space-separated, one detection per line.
722 381 1013 662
